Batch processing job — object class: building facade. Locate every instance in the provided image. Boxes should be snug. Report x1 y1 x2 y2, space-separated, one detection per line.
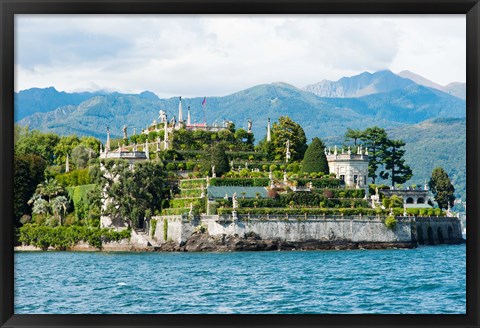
326 146 369 189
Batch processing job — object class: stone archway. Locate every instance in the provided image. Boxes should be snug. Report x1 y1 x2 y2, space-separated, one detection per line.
437 227 445 244
427 226 435 245
406 197 414 204
448 226 454 241
417 197 425 204
417 226 425 245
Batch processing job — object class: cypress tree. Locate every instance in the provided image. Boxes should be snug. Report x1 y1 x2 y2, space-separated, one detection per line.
302 137 329 174
429 167 455 210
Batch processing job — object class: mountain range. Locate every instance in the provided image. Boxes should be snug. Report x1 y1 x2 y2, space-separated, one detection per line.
15 69 466 201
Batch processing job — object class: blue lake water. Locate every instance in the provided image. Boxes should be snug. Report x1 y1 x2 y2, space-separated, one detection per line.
14 244 466 314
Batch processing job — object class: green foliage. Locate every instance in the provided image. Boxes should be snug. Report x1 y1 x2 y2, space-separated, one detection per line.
429 167 455 210
302 137 329 174
92 159 167 228
358 126 388 184
53 135 80 166
270 116 308 161
209 178 270 187
217 207 386 216
344 128 363 146
384 215 397 230
14 154 47 225
296 178 341 188
15 127 60 165
380 139 413 187
18 224 131 250
179 179 206 189
201 143 230 177
56 169 92 187
71 144 97 169
150 219 157 238
163 219 168 241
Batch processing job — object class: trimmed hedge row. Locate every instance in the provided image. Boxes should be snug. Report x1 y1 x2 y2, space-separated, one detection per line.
18 224 131 250
209 178 270 187
179 179 207 189
170 198 204 209
180 188 204 198
217 207 386 216
296 178 341 188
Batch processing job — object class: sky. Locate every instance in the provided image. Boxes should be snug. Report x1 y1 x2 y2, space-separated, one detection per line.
15 15 466 98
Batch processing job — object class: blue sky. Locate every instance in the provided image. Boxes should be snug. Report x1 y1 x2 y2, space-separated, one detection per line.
15 15 466 97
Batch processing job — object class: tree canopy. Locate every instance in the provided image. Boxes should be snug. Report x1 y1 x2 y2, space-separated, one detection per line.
429 167 455 210
302 137 329 174
270 116 308 161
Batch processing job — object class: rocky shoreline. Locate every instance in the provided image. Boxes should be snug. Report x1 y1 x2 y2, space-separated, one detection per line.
15 231 417 252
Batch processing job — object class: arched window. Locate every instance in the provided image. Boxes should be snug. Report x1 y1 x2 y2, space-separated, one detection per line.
406 197 414 204
417 197 425 204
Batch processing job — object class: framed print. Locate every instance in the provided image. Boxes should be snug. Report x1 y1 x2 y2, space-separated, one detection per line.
1 0 479 327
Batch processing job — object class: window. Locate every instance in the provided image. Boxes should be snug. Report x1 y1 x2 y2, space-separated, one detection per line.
340 175 345 180
354 175 358 184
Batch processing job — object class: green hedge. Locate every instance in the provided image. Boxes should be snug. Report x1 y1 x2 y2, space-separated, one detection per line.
209 178 270 187
392 207 444 216
162 207 190 215
180 188 204 197
296 178 341 188
179 179 207 189
226 151 269 161
18 224 131 250
170 197 203 208
217 207 386 216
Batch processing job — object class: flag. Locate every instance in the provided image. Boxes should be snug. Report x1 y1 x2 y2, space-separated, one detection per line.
202 97 206 106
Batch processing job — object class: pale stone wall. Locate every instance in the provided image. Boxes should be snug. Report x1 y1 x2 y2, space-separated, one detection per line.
151 214 464 247
202 215 413 243
153 215 196 244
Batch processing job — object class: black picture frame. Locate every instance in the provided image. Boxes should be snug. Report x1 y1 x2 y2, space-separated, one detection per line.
1 1 479 327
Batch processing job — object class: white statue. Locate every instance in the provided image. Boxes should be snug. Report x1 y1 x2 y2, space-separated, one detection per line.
232 192 238 209
158 110 167 123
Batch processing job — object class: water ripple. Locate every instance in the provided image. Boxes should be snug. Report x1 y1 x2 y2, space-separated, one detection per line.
14 245 466 314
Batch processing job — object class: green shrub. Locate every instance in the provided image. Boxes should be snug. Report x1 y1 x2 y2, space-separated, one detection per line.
385 215 397 230
163 219 168 241
18 224 131 250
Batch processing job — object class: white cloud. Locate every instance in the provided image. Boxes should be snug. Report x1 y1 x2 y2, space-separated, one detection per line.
15 14 465 97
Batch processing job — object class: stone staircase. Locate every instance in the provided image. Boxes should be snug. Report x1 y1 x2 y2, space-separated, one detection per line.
133 229 161 251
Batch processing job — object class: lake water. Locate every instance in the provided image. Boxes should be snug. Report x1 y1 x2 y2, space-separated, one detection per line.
14 244 466 314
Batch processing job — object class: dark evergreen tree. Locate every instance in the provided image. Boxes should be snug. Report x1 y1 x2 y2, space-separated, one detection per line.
13 154 47 225
380 139 413 187
302 137 329 174
429 167 455 210
359 126 388 184
202 142 230 177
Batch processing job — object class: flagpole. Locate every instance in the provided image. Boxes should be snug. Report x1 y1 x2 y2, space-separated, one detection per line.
202 96 207 124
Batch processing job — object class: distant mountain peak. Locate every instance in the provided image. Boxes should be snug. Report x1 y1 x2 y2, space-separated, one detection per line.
397 70 466 100
304 69 415 98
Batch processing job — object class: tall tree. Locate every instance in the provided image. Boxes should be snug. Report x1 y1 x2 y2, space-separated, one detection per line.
344 128 363 146
93 159 166 228
15 128 60 165
380 139 413 187
14 154 47 225
271 116 308 161
202 142 230 176
302 137 329 174
359 126 388 184
53 135 80 166
429 167 455 210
